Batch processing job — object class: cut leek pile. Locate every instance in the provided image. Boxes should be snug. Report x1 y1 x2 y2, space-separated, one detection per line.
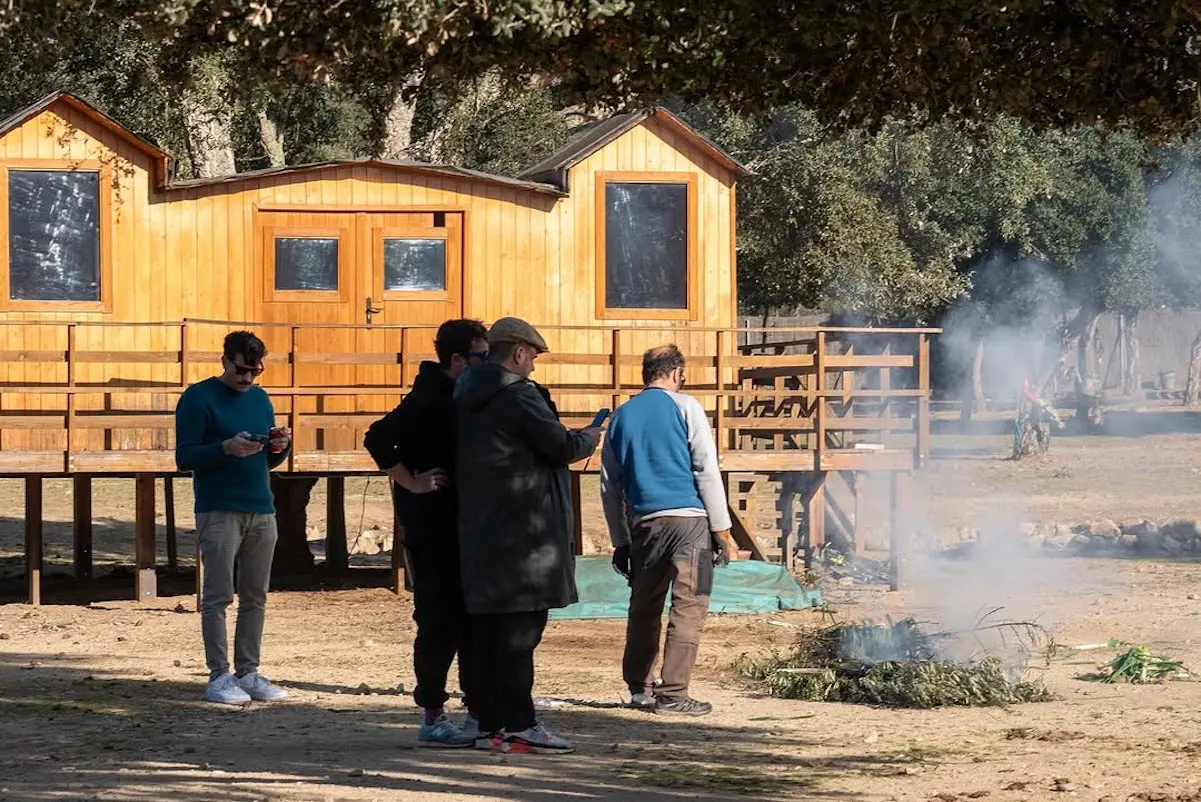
1079 645 1190 684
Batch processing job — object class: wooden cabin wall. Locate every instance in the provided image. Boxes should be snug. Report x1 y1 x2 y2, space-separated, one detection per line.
0 101 738 454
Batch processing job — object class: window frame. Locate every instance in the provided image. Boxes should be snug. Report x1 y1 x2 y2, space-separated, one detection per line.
594 171 698 321
262 225 351 303
0 160 113 313
372 226 452 302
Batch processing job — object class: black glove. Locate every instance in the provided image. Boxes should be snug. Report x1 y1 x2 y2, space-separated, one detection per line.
711 532 730 567
612 544 631 580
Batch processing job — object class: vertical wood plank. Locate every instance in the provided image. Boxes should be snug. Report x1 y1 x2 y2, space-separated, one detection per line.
134 473 157 601
73 475 93 580
610 328 622 412
66 324 76 457
164 476 177 574
326 475 347 576
570 471 584 556
25 476 42 606
814 332 826 467
804 473 826 568
889 472 905 591
716 329 727 455
289 325 299 471
852 471 866 555
917 333 931 468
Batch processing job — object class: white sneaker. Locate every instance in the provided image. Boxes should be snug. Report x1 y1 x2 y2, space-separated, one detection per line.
236 672 289 702
503 723 574 754
206 673 252 705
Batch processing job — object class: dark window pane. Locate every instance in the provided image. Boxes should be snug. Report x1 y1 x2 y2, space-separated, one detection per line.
274 237 338 291
604 182 688 309
383 238 446 291
8 170 100 302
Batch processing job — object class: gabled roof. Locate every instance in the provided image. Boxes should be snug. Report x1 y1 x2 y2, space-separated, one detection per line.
518 107 750 191
0 91 171 186
167 158 565 197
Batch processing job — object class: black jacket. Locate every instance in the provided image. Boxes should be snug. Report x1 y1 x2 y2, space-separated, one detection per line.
454 362 597 614
363 361 458 547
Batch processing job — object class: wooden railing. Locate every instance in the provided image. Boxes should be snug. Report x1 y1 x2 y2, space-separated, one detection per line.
0 319 936 476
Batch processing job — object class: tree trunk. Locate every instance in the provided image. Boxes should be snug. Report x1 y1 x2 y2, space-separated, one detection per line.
181 58 236 178
271 475 319 575
256 109 286 167
960 336 985 426
379 72 424 160
1075 312 1102 429
1185 331 1201 405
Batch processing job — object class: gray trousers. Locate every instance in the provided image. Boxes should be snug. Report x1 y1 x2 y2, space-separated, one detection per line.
197 511 278 681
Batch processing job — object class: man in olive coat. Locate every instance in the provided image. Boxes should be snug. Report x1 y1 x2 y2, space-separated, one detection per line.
453 317 600 755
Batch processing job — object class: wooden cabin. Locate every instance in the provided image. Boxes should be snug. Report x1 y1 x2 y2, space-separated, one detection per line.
0 91 936 604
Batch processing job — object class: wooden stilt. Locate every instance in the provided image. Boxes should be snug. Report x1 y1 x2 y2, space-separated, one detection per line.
134 473 157 601
803 472 827 568
326 475 347 576
570 471 583 556
73 474 93 580
853 471 867 555
164 476 178 574
26 476 43 606
389 481 411 593
889 472 906 591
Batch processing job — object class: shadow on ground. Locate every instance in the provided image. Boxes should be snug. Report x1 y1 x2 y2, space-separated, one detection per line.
0 655 879 801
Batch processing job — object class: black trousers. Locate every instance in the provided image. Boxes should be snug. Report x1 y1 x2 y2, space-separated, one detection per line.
471 610 549 734
408 539 476 714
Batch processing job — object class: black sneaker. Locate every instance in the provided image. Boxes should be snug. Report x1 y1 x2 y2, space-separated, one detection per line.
654 696 713 716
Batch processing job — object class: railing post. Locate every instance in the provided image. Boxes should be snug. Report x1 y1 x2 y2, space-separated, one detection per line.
611 328 622 413
66 324 76 464
916 333 930 468
289 326 299 473
715 330 727 456
400 327 411 389
180 321 191 388
814 331 826 468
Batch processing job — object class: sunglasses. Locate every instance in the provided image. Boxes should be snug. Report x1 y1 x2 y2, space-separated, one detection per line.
232 364 264 376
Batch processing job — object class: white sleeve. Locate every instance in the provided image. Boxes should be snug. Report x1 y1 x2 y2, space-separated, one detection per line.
599 435 632 548
678 394 732 532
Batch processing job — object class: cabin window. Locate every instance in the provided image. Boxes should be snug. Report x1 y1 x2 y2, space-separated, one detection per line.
274 237 339 291
596 174 697 319
382 238 446 292
6 169 102 303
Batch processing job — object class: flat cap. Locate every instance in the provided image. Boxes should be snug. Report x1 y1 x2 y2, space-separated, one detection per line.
487 317 549 353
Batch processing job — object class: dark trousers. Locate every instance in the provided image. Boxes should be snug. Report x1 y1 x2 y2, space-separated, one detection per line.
471 610 549 734
408 539 476 714
623 516 713 701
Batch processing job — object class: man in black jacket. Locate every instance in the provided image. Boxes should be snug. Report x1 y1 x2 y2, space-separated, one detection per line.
364 318 489 748
454 317 601 755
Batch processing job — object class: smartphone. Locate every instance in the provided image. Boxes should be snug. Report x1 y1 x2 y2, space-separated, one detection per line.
244 433 270 445
590 408 611 428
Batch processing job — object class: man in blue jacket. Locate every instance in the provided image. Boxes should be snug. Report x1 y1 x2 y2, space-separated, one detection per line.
600 345 731 716
175 330 292 705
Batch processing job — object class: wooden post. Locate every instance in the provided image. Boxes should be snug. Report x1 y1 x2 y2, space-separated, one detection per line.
73 475 93 580
288 326 300 472
716 330 728 454
66 324 76 459
889 472 906 591
164 476 178 574
803 472 826 567
916 333 931 468
389 482 411 593
26 476 43 606
180 321 191 388
326 475 347 576
134 473 157 601
570 471 584 556
814 332 826 467
852 471 867 555
611 328 623 413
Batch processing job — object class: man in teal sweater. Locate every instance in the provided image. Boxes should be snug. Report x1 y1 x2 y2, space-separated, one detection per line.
175 330 292 705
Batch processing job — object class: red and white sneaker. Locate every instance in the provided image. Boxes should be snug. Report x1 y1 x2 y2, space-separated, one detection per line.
474 731 504 751
502 723 574 755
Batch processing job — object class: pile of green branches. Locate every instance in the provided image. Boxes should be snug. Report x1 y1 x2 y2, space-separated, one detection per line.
735 618 1056 709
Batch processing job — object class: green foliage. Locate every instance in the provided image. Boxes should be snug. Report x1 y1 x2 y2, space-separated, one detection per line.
735 620 1056 709
3 1 1200 138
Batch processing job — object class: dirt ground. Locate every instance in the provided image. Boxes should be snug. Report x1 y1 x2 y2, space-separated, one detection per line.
5 404 1201 801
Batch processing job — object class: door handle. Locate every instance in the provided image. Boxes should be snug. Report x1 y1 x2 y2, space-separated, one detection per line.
365 296 383 325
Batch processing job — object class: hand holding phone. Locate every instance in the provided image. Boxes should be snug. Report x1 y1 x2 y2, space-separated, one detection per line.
590 408 611 428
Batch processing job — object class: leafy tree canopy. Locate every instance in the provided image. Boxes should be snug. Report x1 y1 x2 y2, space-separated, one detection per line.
3 1 1201 137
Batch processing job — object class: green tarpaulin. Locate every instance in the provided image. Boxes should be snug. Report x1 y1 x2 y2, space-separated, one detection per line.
549 556 823 621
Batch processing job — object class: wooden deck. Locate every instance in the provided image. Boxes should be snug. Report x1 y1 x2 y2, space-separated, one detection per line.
4 320 936 603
